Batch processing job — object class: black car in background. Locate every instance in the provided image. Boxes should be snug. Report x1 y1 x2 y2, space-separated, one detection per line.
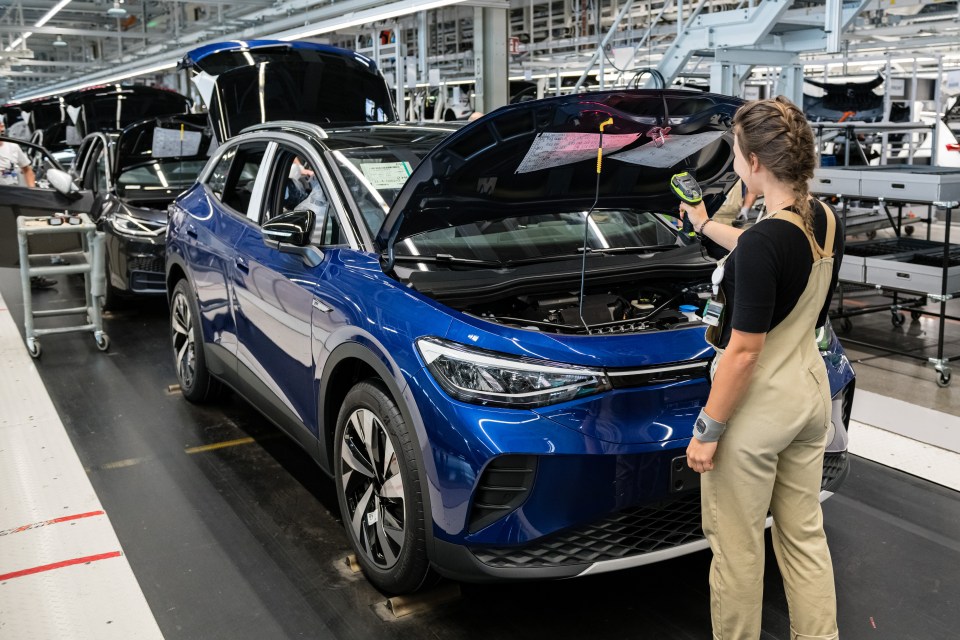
71 113 214 306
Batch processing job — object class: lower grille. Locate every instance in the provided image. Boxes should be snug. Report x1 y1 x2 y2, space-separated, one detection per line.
473 492 703 568
821 451 849 492
472 456 848 569
468 455 537 534
128 255 164 273
129 270 166 293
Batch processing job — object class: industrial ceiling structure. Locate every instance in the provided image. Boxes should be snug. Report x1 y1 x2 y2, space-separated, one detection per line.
1 0 959 104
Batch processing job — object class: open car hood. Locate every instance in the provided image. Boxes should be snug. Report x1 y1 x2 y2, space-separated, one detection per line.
110 113 214 206
376 89 743 250
63 85 192 138
180 40 396 142
114 113 213 173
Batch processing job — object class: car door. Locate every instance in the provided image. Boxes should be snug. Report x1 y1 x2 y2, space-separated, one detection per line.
180 139 271 379
0 137 94 267
76 134 111 219
231 140 347 447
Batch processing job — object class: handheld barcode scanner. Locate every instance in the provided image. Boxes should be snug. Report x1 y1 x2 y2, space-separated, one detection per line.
670 171 702 235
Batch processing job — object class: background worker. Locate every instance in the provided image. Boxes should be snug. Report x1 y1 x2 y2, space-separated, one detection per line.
0 120 36 187
679 96 844 640
713 179 758 226
2 120 54 288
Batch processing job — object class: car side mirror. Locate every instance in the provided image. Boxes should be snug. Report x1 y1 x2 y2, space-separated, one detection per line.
47 168 83 200
262 209 315 247
261 209 323 267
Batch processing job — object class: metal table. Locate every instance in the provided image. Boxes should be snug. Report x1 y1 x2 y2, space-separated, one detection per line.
812 166 960 386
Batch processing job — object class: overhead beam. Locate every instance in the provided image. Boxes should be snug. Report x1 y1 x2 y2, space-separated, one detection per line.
0 24 163 39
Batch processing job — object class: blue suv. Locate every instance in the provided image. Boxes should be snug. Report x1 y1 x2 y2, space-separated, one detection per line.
166 42 855 594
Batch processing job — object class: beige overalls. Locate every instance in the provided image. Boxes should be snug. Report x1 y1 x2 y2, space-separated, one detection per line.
702 208 839 640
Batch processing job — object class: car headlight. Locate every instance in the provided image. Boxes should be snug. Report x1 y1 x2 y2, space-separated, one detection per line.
109 212 166 237
417 337 611 408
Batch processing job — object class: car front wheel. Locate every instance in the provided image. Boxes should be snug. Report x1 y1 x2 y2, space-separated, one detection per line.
334 380 431 594
170 279 221 402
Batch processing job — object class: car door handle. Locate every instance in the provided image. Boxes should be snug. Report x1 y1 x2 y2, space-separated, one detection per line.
186 224 198 239
235 256 249 273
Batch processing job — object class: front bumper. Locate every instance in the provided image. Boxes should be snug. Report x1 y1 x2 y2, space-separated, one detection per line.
104 230 166 295
432 451 849 582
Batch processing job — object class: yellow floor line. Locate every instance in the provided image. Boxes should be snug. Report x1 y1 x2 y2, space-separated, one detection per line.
184 437 256 454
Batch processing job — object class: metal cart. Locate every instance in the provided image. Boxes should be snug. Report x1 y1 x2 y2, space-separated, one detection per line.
812 166 960 386
16 213 109 358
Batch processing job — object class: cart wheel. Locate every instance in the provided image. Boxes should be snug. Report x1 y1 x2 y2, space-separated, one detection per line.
866 230 877 240
937 370 952 388
891 312 905 328
911 310 923 321
95 333 110 352
838 318 853 333
904 225 915 237
27 339 41 358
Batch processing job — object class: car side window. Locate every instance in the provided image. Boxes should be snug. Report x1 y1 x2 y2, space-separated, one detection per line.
206 147 235 200
206 142 267 215
267 148 344 246
212 142 267 215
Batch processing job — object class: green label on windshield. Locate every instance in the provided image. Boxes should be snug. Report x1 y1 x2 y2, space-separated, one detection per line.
360 161 412 189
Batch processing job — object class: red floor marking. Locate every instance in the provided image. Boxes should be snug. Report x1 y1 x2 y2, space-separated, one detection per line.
0 551 122 581
0 510 105 537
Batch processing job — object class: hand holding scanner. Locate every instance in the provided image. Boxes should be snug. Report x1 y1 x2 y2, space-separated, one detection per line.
670 171 702 234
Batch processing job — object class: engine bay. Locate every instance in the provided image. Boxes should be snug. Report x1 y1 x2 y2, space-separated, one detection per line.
464 280 714 335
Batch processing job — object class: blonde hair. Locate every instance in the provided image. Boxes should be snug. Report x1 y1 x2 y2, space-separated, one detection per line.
732 96 817 236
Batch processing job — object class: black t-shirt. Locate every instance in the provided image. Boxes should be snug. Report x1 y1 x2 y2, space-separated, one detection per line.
717 199 844 349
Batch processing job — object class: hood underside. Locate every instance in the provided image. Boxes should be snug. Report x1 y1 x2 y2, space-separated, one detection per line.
377 89 744 250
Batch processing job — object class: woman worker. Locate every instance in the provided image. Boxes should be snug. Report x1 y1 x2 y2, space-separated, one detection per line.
679 96 844 640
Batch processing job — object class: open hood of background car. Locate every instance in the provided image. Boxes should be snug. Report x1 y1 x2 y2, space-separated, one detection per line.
376 89 743 251
114 113 213 173
180 40 396 143
63 85 192 138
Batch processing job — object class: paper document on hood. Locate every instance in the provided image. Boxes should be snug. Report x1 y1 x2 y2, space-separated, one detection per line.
152 127 203 158
612 130 726 168
515 132 640 174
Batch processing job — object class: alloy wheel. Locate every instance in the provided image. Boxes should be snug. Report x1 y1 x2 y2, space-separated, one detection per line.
170 290 196 390
340 408 406 569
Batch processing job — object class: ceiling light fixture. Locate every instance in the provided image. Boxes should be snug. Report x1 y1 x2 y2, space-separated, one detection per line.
276 0 470 41
5 0 74 51
107 1 128 18
53 35 68 48
14 0 476 100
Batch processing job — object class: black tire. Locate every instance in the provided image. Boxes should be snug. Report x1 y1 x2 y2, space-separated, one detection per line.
169 279 222 402
334 380 432 595
101 281 123 312
838 317 853 334
891 312 905 327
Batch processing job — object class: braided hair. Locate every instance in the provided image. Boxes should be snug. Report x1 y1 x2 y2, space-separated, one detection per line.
732 96 817 237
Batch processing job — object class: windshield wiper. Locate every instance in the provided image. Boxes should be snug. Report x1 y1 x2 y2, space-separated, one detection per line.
578 244 679 255
393 253 506 268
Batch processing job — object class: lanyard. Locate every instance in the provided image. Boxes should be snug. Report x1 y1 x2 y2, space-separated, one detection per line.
711 253 730 297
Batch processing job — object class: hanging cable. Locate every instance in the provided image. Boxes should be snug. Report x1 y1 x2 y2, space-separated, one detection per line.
577 116 614 334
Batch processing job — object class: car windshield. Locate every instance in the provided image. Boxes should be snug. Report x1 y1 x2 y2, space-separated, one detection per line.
330 145 436 233
394 210 682 263
116 159 208 202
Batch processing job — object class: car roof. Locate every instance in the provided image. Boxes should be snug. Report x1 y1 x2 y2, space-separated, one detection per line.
235 121 456 151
